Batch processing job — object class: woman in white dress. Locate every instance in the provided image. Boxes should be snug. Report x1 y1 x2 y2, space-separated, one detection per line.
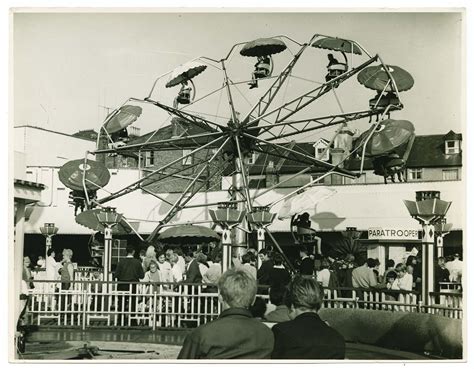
45 249 59 308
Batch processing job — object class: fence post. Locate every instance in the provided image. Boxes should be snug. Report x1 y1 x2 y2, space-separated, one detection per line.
82 288 87 330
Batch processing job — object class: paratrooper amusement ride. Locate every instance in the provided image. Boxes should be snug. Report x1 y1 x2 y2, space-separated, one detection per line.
58 33 415 276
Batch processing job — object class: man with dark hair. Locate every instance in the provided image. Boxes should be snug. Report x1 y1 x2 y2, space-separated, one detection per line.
299 247 314 276
114 245 144 324
271 276 345 359
183 250 202 283
351 258 378 289
178 268 274 359
257 249 273 286
269 253 291 290
435 257 451 292
114 245 144 289
240 253 257 280
265 286 291 323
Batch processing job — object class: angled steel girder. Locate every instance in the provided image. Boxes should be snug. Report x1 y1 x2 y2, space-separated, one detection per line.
147 98 225 133
95 135 226 205
243 132 357 177
147 137 233 242
241 42 310 125
251 105 402 142
243 55 379 130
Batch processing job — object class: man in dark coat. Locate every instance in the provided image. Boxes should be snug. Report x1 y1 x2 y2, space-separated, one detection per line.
257 249 273 286
184 251 202 284
178 268 274 359
115 245 144 290
114 245 144 324
269 253 291 291
271 276 345 359
298 247 314 276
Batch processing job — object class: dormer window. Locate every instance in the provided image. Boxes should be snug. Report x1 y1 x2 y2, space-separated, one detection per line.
445 140 460 155
313 139 330 162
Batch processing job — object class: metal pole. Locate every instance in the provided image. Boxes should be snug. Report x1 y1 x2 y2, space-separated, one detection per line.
256 227 265 270
422 223 435 305
437 235 444 258
222 228 232 273
231 159 248 261
103 226 113 293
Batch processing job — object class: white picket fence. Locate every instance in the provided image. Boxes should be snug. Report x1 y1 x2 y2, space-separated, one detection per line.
24 280 462 330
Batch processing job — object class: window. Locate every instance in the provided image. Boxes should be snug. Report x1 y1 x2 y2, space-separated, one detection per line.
445 140 460 155
144 151 155 167
408 168 423 180
247 152 257 165
316 147 330 161
442 169 458 181
182 149 193 165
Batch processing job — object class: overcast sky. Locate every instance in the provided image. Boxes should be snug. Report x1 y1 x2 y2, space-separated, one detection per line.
13 11 463 141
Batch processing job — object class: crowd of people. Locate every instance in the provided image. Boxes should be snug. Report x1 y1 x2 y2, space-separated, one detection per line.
23 241 463 297
21 241 464 359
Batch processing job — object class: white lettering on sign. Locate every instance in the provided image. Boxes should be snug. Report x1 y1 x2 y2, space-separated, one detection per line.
367 228 419 240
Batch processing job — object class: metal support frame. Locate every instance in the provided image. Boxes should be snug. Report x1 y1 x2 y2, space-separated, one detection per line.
96 135 225 204
242 41 311 124
251 105 401 142
243 55 379 129
244 132 356 177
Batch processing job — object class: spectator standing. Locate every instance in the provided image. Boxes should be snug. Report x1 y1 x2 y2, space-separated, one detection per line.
59 249 74 290
178 268 274 359
142 260 161 293
392 265 413 291
168 248 186 277
157 252 173 283
115 246 144 324
22 256 34 289
45 249 59 281
384 270 399 302
382 259 396 283
271 276 345 359
445 253 462 283
298 247 314 276
115 245 145 291
196 252 209 278
184 251 202 284
316 258 331 288
203 255 222 285
142 245 157 273
269 254 291 291
352 258 378 289
407 255 422 291
265 287 291 323
435 257 451 291
170 254 183 283
45 249 59 307
257 249 273 286
240 253 257 280
36 255 46 268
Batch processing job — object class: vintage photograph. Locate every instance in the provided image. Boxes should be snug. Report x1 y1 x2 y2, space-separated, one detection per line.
10 9 465 361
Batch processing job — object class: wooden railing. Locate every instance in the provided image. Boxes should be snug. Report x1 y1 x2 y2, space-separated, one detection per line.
24 280 462 331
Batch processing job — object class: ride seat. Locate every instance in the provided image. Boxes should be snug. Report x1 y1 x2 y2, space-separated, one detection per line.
177 89 191 105
327 63 348 77
296 226 318 243
369 94 400 108
254 63 271 79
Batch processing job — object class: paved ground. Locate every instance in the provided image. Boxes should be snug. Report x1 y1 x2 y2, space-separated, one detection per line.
19 328 432 361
